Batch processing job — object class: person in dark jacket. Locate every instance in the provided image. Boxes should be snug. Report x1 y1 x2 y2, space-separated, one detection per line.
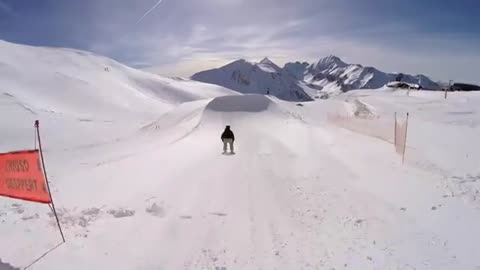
221 125 235 154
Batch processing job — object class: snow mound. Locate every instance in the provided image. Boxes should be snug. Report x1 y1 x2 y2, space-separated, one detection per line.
139 99 209 143
141 95 276 142
140 94 291 146
205 95 272 113
344 99 377 118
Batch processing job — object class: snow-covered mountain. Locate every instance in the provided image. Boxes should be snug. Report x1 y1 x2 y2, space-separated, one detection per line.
305 55 440 92
0 39 236 120
192 56 441 100
191 58 314 102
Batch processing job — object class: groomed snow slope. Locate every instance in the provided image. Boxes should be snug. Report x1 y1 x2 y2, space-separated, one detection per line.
1 88 480 270
0 39 237 120
0 39 238 153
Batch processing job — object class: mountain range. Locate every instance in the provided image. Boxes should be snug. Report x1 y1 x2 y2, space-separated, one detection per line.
191 56 441 101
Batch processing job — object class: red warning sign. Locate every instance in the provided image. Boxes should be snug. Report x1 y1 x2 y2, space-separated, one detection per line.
0 150 52 204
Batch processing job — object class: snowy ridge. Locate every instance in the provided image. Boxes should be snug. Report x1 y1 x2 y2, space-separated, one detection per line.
305 57 440 92
191 58 313 102
258 57 282 73
310 55 349 73
192 55 441 99
0 39 236 120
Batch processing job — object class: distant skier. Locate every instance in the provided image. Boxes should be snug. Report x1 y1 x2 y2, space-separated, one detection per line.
221 125 235 154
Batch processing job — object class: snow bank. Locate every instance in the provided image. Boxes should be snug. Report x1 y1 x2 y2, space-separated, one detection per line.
141 95 281 144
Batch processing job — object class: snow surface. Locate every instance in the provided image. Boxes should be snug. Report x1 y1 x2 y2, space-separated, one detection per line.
1 41 480 270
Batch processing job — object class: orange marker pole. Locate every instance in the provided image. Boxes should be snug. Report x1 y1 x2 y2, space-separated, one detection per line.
35 120 65 243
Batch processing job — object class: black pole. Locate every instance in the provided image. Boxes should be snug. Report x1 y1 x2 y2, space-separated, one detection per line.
35 120 66 243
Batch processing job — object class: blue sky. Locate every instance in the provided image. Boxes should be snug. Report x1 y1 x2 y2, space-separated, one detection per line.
0 0 479 83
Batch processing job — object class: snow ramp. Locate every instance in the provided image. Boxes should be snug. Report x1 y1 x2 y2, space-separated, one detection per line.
141 94 291 142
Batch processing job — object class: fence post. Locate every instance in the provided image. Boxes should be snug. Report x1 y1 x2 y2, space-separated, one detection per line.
35 120 66 243
394 112 397 146
402 113 409 164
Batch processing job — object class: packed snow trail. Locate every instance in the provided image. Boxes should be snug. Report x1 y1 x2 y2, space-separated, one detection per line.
1 95 477 269
1 40 479 269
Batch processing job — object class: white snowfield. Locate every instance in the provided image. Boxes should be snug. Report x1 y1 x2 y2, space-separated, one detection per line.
0 40 236 120
1 41 480 270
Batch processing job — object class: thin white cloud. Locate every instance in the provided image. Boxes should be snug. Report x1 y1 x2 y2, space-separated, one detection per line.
81 0 480 84
136 0 164 24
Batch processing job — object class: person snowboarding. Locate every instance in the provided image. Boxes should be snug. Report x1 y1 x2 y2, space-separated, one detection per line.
221 125 235 154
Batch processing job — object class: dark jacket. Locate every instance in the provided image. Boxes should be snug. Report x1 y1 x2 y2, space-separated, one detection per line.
221 127 235 141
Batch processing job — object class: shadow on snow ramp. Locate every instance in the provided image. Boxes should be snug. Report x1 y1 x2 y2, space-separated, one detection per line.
205 94 273 113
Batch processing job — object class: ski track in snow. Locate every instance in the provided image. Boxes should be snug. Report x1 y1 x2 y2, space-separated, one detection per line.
2 93 479 270
1 40 480 269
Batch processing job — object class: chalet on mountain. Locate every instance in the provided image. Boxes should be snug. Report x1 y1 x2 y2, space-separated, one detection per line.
386 81 421 90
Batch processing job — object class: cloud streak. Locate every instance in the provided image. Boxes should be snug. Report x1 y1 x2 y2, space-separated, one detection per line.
0 0 478 84
136 0 164 24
